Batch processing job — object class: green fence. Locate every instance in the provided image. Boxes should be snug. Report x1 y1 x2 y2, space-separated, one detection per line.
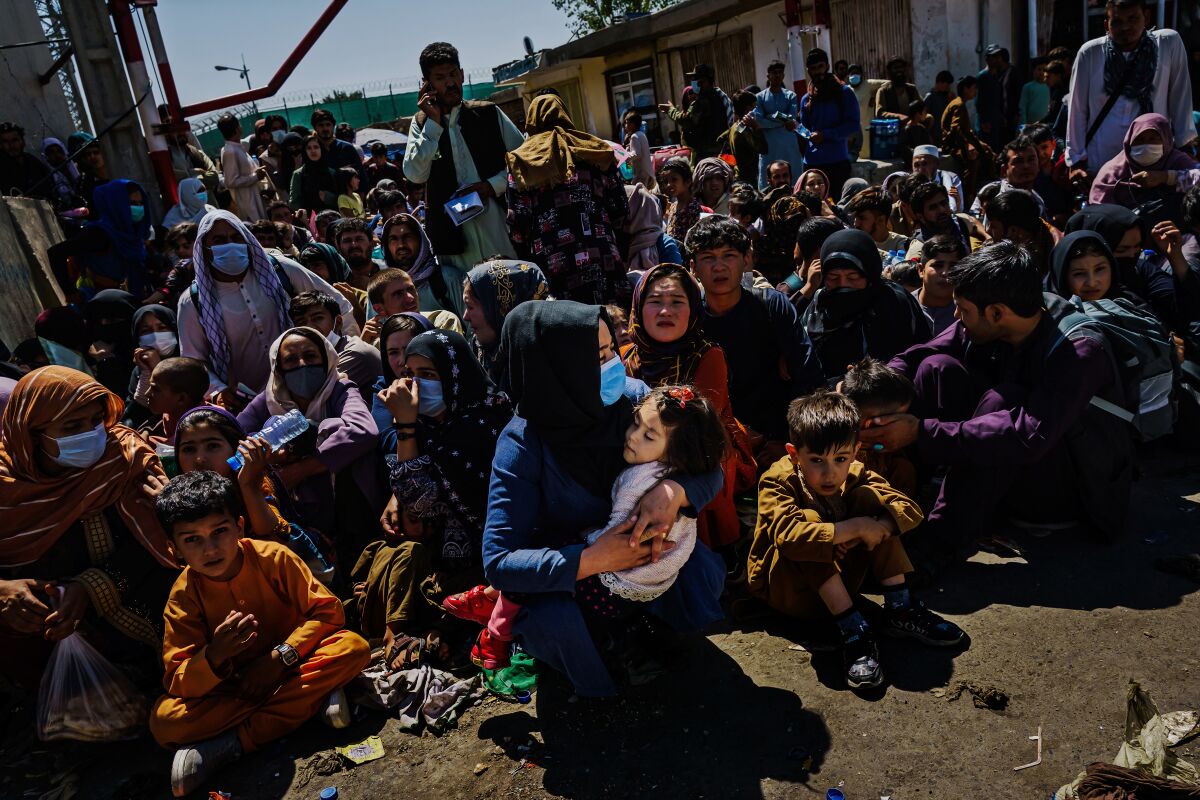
196 82 497 158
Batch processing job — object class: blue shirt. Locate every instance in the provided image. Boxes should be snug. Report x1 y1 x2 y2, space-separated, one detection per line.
798 84 861 166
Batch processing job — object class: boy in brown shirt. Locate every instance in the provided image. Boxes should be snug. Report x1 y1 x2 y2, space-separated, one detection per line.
746 391 963 690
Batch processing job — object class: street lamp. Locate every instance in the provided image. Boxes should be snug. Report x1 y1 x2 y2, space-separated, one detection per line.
214 54 256 112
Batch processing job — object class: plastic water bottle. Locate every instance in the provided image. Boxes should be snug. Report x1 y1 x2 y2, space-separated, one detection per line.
226 409 310 472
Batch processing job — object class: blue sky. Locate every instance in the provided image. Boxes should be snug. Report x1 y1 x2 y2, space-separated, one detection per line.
151 0 574 107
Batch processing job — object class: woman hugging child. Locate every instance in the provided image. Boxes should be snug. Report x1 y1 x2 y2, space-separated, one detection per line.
443 384 727 669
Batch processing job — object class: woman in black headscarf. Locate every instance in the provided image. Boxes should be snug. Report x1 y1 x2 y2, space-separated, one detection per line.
84 288 138 394
288 134 338 213
1065 204 1198 333
1049 230 1141 305
801 228 932 382
272 131 305 205
359 329 511 668
480 300 725 697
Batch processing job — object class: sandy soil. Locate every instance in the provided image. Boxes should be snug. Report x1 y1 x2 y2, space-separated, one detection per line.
4 449 1198 800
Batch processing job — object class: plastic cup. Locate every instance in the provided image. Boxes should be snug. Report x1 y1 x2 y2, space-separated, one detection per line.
826 791 845 800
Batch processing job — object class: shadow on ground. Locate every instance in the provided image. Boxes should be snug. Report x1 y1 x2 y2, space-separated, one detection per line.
475 636 828 800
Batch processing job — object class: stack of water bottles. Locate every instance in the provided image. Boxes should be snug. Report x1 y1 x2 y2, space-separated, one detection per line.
869 118 901 160
227 410 336 583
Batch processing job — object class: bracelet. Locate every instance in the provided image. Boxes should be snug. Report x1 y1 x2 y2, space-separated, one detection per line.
397 431 417 441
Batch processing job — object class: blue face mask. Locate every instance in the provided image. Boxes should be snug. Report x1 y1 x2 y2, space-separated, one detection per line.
210 242 250 276
690 80 701 93
47 422 108 469
849 74 862 87
283 364 326 398
416 377 446 416
599 355 626 407
195 192 208 204
129 204 146 223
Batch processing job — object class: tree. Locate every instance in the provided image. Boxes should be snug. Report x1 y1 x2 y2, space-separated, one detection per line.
550 0 677 37
319 89 365 103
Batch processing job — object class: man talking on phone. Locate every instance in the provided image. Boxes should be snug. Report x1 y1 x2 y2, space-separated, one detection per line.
403 42 525 270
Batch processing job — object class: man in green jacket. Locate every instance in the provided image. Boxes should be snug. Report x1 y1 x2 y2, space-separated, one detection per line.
659 63 730 165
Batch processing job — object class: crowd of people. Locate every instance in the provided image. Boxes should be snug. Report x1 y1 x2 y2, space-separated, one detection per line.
1 0 1199 794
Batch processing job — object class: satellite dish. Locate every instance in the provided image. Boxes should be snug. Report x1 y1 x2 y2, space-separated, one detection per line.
523 36 536 56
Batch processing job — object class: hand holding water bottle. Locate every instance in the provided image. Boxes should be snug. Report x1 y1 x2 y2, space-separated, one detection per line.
226 410 310 472
234 437 270 489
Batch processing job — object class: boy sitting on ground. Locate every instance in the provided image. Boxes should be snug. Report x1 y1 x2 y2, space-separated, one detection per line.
839 358 919 499
745 391 963 690
150 471 370 797
140 356 208 444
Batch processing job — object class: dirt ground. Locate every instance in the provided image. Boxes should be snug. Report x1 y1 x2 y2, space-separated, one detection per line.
5 446 1199 800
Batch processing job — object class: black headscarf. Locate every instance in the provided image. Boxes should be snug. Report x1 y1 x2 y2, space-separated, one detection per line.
296 141 336 211
405 329 512 540
1066 204 1140 253
131 304 178 341
803 229 931 381
85 289 138 394
501 300 632 498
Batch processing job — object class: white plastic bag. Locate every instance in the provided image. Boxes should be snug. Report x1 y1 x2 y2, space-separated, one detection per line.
36 632 147 742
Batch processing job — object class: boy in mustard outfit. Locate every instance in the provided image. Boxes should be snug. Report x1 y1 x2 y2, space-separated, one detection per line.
746 391 963 689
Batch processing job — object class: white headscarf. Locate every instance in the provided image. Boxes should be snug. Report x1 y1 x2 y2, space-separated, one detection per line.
265 326 340 423
163 177 214 227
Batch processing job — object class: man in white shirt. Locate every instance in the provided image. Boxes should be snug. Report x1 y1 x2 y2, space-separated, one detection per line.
403 42 524 271
178 210 357 409
911 145 965 212
1066 0 1195 182
216 113 267 222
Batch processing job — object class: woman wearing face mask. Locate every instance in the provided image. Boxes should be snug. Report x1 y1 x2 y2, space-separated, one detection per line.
1090 113 1198 216
47 179 153 301
162 177 215 228
123 304 180 427
0 366 178 689
178 210 357 410
366 329 513 668
801 228 932 383
236 326 379 550
481 301 726 698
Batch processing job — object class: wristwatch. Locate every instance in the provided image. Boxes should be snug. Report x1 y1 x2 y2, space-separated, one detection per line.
273 643 299 668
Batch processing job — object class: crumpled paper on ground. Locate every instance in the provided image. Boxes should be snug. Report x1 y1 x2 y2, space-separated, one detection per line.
1056 681 1200 799
351 654 484 734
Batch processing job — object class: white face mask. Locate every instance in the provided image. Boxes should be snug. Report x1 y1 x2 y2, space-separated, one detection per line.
46 423 108 469
138 331 177 356
325 328 341 348
1129 144 1163 167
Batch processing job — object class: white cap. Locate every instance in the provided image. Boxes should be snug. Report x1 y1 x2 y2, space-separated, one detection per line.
913 144 940 160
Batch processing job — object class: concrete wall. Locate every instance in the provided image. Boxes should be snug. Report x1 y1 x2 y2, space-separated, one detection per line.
0 1 77 152
909 0 1014 90
0 198 66 351
658 2 789 89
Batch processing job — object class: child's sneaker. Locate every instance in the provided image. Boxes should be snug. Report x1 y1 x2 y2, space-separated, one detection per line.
442 585 496 625
321 687 351 729
842 629 884 690
170 730 242 797
882 600 965 647
470 628 511 670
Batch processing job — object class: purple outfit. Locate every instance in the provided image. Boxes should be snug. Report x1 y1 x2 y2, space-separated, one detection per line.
888 298 1132 546
238 378 380 535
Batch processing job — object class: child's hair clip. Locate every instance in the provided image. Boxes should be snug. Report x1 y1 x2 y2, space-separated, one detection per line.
666 386 695 408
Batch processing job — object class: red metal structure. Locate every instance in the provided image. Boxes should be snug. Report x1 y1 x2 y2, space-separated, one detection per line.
107 0 350 206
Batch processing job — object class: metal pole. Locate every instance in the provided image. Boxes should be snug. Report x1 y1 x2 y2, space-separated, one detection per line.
1028 0 1038 56
109 0 177 206
1156 0 1164 29
389 83 397 118
140 4 183 123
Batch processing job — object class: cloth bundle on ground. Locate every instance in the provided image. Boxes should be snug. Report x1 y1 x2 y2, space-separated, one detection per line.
352 654 484 734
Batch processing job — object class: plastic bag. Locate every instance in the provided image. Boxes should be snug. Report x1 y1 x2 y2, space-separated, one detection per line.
36 632 147 742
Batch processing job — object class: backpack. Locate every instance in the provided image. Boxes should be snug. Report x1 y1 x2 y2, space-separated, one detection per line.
188 254 297 317
1051 295 1176 442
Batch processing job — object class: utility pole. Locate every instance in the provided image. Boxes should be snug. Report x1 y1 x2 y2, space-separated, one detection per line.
215 55 257 113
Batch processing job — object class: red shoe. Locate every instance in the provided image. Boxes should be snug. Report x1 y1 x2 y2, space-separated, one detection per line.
442 585 497 625
470 628 511 671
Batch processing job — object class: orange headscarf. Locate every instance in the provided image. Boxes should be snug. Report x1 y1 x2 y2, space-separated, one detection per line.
0 366 176 569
